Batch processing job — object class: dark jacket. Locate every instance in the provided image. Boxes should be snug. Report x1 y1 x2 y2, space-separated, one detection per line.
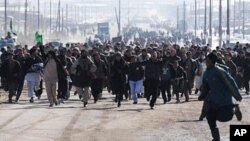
225 60 237 77
243 57 250 79
199 65 242 108
71 57 96 87
0 60 21 83
24 56 43 74
171 65 187 81
182 58 197 80
14 54 27 77
110 59 128 83
93 59 108 79
135 59 165 80
128 63 144 81
160 62 172 81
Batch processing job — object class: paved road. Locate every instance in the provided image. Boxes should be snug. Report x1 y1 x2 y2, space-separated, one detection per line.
0 88 249 141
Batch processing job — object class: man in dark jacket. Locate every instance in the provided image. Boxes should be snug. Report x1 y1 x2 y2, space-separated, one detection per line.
199 53 242 141
224 53 237 80
91 52 108 103
128 55 144 104
110 52 128 107
0 52 21 103
24 47 43 103
14 48 27 102
57 48 69 103
160 60 172 103
171 60 188 103
71 50 96 107
182 51 197 95
134 51 167 109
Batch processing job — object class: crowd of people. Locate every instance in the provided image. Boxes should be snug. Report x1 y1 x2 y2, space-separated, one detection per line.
0 28 249 140
0 39 248 106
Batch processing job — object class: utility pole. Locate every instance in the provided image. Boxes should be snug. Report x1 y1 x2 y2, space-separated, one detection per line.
66 4 68 27
243 0 245 39
57 0 61 32
183 0 186 34
233 0 236 34
238 0 241 31
198 0 201 31
50 0 52 35
204 0 207 35
128 0 130 25
85 7 87 24
18 0 21 32
75 6 77 25
227 0 230 45
195 0 197 37
24 0 28 37
219 0 222 48
38 0 40 32
118 0 121 36
177 6 179 30
209 0 213 47
62 8 64 32
4 0 7 34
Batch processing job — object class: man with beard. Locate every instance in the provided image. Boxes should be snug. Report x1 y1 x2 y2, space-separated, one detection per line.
110 52 128 107
132 51 168 109
24 48 43 103
91 52 108 103
182 51 197 95
71 50 96 107
14 48 27 103
0 52 21 103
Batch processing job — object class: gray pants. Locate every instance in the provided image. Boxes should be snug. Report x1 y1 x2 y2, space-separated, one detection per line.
76 87 90 103
45 81 57 105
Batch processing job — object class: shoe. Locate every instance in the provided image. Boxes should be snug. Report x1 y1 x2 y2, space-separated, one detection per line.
163 101 167 104
94 100 97 103
55 101 58 106
195 89 199 94
168 97 171 102
83 102 88 107
150 106 154 110
79 95 82 100
98 93 102 99
37 95 41 100
74 91 77 95
133 101 138 104
49 104 53 107
199 116 204 121
60 99 64 104
117 101 121 107
176 100 180 104
29 97 34 103
246 91 249 95
235 104 242 121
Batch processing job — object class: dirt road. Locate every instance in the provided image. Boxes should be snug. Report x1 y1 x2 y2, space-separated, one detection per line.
0 89 249 141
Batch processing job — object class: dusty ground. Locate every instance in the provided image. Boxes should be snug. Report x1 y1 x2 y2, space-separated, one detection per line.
0 87 249 141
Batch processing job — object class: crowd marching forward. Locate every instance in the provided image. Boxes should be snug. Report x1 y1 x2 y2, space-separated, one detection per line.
0 28 248 141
